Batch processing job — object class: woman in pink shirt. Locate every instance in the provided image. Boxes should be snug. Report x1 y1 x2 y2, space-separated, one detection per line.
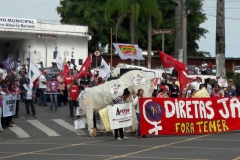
211 84 224 97
157 86 169 98
46 75 60 113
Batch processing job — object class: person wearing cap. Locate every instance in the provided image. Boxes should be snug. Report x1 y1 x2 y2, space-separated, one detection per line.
157 86 169 98
57 72 66 107
169 77 180 98
191 76 202 91
224 83 237 97
228 79 236 90
38 70 48 106
46 75 61 113
23 78 37 118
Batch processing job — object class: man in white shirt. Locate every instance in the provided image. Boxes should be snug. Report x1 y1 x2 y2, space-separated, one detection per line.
201 61 208 75
191 76 202 91
38 70 48 106
23 78 37 118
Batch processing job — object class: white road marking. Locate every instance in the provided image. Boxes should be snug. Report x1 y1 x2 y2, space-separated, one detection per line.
8 124 31 138
82 117 101 129
52 119 87 135
27 120 60 137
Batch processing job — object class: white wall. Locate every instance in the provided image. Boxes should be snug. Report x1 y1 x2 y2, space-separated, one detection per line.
0 31 88 69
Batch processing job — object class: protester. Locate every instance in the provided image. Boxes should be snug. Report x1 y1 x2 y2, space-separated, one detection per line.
19 69 28 102
224 84 237 97
199 84 205 90
236 75 240 96
186 90 192 98
80 73 91 90
207 61 213 75
184 84 193 98
228 79 236 90
110 88 130 141
0 86 3 131
6 69 16 82
204 78 213 95
191 89 197 97
211 84 224 97
133 89 147 139
191 76 202 91
23 78 37 118
1 84 12 128
46 75 60 113
157 86 169 98
68 79 80 120
64 70 74 105
201 61 208 75
21 63 28 74
72 65 78 76
195 64 202 75
169 77 179 98
38 70 48 106
13 79 21 118
57 72 66 107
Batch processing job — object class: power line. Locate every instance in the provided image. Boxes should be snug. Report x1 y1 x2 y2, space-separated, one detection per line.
205 13 240 20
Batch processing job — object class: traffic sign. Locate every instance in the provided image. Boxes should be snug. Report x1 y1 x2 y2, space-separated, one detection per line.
37 34 57 39
151 29 174 35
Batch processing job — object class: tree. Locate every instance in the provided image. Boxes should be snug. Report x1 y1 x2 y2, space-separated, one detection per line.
57 0 115 53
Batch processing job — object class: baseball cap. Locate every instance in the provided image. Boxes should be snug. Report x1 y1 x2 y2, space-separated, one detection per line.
196 76 201 79
229 79 233 82
216 75 220 78
98 76 102 79
42 70 47 74
161 86 168 90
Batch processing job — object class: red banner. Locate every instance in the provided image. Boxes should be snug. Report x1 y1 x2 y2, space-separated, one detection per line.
75 55 92 79
140 97 240 135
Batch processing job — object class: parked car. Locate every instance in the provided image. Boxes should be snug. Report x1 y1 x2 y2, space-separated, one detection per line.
234 66 240 73
187 65 196 75
212 65 216 74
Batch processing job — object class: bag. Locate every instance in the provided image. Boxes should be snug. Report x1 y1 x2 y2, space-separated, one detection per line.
76 106 85 116
74 119 85 130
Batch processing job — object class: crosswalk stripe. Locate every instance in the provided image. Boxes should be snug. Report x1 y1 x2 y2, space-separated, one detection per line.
8 124 31 138
27 120 60 137
52 119 87 136
82 118 102 129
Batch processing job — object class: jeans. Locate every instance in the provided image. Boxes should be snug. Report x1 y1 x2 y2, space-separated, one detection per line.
114 128 124 139
50 94 58 111
69 100 80 118
39 88 47 105
25 99 36 115
136 113 140 136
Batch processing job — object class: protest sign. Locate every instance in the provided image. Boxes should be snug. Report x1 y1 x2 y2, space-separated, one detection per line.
140 97 240 135
3 94 17 117
194 88 210 98
107 103 132 130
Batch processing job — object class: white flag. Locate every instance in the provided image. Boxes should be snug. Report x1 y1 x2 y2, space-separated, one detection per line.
113 43 144 60
99 57 111 78
29 61 41 83
56 49 63 70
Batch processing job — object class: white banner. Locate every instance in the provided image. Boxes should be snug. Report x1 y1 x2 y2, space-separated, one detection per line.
107 103 132 130
113 43 145 60
3 94 17 117
99 57 111 79
0 17 37 29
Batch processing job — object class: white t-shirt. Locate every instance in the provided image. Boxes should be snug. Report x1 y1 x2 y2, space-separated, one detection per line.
195 67 201 75
202 63 208 71
191 81 202 91
23 84 33 100
38 75 47 88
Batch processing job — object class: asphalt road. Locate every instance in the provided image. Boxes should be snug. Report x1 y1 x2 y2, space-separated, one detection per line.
0 102 240 160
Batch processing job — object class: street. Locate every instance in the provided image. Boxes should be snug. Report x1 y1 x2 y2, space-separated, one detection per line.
0 102 240 160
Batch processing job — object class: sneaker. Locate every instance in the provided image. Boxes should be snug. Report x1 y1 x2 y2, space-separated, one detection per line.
34 115 38 118
27 115 30 118
123 136 129 140
116 137 123 141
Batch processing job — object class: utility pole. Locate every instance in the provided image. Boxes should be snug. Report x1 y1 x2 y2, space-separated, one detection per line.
216 0 226 78
174 0 182 60
147 14 152 69
182 0 187 65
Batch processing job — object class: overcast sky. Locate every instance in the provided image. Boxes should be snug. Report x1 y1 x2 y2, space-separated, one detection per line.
0 0 239 57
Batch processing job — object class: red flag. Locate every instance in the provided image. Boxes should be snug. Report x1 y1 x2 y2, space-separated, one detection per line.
158 51 189 96
158 51 186 72
75 55 92 79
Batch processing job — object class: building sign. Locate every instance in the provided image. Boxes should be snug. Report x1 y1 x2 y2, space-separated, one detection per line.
0 17 37 29
151 29 174 35
37 34 57 39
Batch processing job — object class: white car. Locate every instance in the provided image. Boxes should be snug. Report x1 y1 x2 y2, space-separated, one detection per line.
234 66 240 73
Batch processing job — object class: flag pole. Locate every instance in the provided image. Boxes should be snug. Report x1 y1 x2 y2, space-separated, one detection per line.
110 28 113 71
